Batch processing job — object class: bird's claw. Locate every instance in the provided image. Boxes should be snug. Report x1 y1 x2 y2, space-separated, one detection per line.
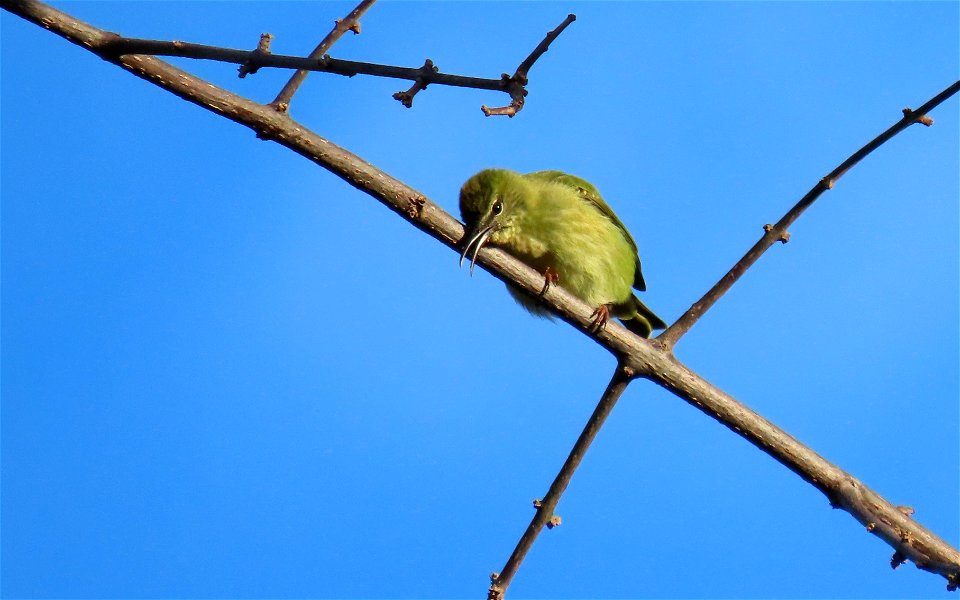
539 267 560 296
589 304 611 332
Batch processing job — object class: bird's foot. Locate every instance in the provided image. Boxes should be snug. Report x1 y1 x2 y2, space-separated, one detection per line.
539 266 560 296
589 304 612 332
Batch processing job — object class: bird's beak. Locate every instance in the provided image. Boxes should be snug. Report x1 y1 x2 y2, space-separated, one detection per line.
459 223 496 276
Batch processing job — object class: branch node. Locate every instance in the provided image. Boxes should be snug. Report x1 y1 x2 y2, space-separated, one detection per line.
392 59 437 108
820 176 835 190
947 573 959 592
238 33 273 78
891 549 908 570
406 195 426 219
866 521 876 532
257 32 274 53
762 224 790 244
903 107 935 126
335 17 362 35
532 498 543 509
896 505 916 517
546 515 562 529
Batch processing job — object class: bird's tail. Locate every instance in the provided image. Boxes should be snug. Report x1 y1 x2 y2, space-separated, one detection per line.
622 296 668 338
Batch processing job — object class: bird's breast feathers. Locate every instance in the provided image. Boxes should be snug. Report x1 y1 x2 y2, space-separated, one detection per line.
490 182 636 305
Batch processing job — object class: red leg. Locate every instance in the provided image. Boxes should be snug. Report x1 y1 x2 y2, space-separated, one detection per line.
589 304 612 332
539 266 560 296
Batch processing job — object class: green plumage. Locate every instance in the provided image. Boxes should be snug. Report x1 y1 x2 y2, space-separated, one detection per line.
459 168 666 338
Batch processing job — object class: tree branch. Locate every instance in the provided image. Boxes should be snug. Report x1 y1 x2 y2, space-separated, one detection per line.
271 0 377 112
657 80 960 350
481 13 576 117
488 364 632 600
100 37 503 90
3 0 958 594
93 6 575 116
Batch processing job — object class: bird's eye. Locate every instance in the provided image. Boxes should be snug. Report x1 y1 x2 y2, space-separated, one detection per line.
492 197 503 216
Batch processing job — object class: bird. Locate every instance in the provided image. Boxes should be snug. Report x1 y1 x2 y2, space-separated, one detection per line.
458 168 666 338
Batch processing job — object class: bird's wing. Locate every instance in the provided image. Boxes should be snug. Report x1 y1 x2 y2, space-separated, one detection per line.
525 170 648 291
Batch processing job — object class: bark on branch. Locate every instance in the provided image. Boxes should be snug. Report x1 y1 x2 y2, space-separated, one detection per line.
2 0 957 596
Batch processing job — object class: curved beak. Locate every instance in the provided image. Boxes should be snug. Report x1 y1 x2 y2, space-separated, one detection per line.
459 224 496 276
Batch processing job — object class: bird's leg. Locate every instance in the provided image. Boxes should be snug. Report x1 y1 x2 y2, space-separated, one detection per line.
539 266 560 296
590 304 612 332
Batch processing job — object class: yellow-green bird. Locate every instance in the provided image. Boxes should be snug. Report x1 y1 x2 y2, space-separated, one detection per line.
459 168 667 338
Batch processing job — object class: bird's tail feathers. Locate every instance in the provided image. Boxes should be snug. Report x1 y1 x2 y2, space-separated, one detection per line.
622 296 667 338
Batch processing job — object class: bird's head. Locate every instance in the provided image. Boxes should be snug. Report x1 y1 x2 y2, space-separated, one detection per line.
458 169 523 274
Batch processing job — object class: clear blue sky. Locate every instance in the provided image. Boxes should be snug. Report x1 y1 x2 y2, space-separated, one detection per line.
2 2 958 598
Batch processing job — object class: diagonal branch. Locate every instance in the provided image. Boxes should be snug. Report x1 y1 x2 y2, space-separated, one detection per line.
657 80 960 350
271 0 376 111
3 0 958 595
488 364 632 600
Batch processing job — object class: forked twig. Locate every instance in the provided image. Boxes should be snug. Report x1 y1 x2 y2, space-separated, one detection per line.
657 81 960 350
482 13 576 117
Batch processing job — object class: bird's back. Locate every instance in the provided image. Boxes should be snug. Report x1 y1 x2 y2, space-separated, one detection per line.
523 170 648 292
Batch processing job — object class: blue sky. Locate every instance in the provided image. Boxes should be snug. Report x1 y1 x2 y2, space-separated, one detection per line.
2 2 958 598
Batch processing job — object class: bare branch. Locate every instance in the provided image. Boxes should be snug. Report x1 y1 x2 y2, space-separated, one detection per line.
92 23 573 116
481 13 576 117
489 365 632 600
657 80 960 350
271 0 376 111
99 36 504 91
3 0 958 594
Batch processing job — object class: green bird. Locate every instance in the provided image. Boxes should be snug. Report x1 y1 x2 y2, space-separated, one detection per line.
459 168 667 338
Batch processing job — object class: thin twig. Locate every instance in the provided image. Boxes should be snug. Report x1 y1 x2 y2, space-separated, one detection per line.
657 80 960 350
271 0 376 112
105 36 507 91
95 33 565 113
3 0 958 594
481 13 576 117
488 365 633 600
